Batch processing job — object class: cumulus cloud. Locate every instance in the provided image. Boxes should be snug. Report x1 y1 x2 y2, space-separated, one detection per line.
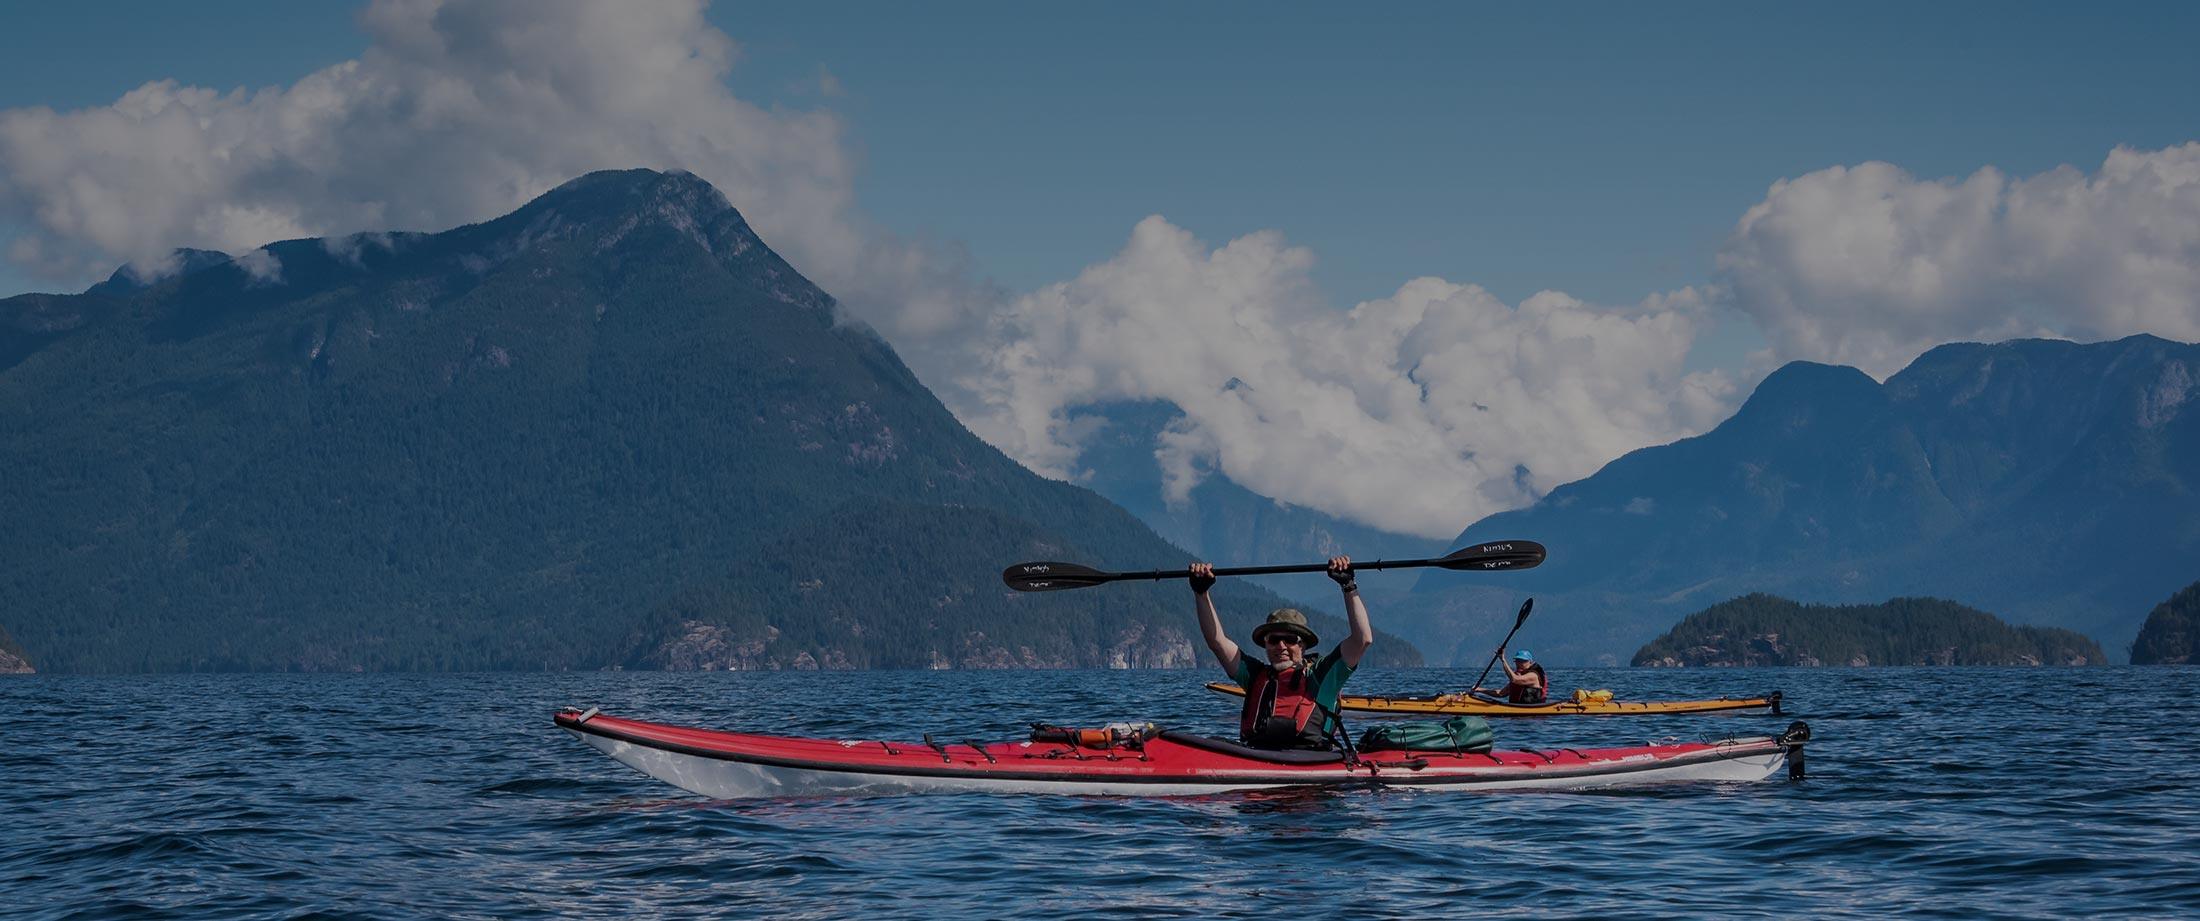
233 249 284 284
1718 143 2200 377
946 217 1735 538
0 0 996 352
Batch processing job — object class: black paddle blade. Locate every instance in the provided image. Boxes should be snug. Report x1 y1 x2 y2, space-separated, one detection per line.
1002 561 1114 592
1435 539 1547 572
1515 597 1534 626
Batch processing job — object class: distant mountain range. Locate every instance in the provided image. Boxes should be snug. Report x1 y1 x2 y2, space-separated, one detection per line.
1405 335 2199 665
0 169 1424 673
1068 400 1442 593
1632 594 2105 667
8 168 2190 672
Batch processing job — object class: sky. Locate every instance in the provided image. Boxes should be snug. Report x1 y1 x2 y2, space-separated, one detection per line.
3 1 2197 538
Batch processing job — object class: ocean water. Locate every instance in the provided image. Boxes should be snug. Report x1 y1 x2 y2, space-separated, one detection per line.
3 666 2196 919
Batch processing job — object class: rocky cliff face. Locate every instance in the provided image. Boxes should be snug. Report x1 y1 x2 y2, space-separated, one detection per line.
0 624 30 673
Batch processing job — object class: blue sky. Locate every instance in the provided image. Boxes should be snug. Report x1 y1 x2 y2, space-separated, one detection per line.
726 3 2200 304
6 3 2195 305
2 1 2195 536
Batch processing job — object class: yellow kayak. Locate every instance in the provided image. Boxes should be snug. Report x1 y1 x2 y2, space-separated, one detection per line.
1203 682 1783 717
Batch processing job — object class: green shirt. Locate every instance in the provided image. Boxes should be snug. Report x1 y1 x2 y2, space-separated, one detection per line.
1229 648 1357 740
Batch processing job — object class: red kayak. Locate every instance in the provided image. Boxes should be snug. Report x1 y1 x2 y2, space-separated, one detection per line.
555 707 1809 798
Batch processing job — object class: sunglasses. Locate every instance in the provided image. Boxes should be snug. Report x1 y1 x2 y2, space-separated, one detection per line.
1263 635 1304 647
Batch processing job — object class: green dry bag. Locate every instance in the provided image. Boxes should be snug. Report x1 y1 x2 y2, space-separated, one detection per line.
1355 715 1494 753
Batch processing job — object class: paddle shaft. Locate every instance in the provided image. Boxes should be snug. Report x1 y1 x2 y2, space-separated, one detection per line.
1083 556 1470 584
1002 540 1543 592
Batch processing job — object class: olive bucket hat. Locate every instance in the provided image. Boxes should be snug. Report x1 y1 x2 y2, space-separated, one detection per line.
1250 608 1319 648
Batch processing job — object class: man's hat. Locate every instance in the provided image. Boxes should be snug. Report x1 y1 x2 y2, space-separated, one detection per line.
1251 608 1319 648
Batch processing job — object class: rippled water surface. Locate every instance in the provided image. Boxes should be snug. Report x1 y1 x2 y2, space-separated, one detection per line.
5 667 2197 918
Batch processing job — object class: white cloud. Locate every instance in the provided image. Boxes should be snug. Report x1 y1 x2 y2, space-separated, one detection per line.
1718 143 2200 378
0 0 993 354
947 217 1735 539
233 248 284 284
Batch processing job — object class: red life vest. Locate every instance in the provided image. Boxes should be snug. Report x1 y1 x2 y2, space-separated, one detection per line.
1241 662 1329 750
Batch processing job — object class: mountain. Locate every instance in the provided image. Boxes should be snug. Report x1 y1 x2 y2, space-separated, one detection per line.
1405 335 2200 665
0 169 1422 673
2130 581 2200 665
1068 400 1443 592
1632 594 2105 667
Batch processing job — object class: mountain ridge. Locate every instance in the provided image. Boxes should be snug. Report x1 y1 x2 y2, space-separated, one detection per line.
1401 334 2199 665
0 168 1426 673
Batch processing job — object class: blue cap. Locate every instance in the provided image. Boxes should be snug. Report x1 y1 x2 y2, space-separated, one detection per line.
1512 649 1533 661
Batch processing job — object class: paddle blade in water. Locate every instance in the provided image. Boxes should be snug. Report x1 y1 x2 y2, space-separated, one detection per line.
1002 561 1114 592
1435 540 1547 572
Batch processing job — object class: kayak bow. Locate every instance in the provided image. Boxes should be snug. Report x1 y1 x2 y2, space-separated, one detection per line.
555 708 1808 798
1204 683 1784 717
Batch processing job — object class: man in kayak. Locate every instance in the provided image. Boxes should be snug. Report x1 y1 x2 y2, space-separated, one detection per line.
1189 556 1371 750
1478 649 1549 704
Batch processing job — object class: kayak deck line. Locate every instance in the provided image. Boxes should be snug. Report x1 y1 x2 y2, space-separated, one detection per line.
554 708 1811 798
1202 683 1784 717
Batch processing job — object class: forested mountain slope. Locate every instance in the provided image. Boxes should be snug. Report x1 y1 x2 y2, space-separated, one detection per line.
0 169 1422 672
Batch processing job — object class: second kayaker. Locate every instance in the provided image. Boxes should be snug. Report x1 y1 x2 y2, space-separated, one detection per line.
1480 648 1549 704
1189 556 1372 750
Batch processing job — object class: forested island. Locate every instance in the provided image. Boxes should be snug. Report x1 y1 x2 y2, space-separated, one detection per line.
1632 594 2105 667
2130 581 2200 665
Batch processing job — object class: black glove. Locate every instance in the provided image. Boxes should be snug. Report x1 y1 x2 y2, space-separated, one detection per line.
1189 568 1216 595
1328 565 1356 592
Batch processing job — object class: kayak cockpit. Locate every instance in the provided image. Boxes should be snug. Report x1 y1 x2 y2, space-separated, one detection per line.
1157 730 1347 764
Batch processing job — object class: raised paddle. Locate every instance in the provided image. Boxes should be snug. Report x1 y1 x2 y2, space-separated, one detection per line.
1001 540 1545 592
1469 597 1536 694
